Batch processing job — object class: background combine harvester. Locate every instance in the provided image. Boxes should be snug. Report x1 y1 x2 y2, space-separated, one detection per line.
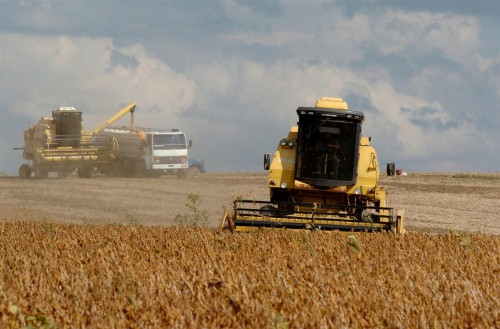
222 97 404 234
16 102 136 178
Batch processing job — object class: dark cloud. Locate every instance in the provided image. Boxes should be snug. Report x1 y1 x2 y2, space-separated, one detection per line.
336 0 500 18
402 106 459 131
110 50 139 70
236 0 284 16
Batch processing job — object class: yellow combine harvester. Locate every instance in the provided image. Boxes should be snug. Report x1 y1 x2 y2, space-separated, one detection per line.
222 97 404 234
16 102 136 178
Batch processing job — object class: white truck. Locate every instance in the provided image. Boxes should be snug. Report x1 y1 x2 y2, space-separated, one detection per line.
101 126 192 177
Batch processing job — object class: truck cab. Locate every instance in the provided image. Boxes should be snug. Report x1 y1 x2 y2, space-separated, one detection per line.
144 129 192 176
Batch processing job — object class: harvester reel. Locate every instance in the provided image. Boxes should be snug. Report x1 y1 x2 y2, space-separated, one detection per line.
361 209 375 223
259 205 278 217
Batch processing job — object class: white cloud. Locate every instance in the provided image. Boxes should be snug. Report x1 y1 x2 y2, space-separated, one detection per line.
301 9 481 67
184 57 491 171
224 28 313 46
1 33 196 131
373 10 480 65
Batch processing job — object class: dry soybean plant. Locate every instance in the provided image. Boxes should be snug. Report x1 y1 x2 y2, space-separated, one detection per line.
0 221 499 328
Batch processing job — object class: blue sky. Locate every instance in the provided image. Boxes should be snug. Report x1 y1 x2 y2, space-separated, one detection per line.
1 0 499 174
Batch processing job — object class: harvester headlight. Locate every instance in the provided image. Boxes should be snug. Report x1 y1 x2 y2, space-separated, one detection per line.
280 139 294 148
354 188 361 195
280 182 287 189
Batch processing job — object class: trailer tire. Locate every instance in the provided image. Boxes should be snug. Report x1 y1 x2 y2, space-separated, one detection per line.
136 160 147 177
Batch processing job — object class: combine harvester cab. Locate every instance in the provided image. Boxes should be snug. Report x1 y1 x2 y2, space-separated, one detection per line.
17 102 136 179
222 97 404 234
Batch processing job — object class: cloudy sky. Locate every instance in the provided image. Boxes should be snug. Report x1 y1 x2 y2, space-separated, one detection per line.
1 0 499 174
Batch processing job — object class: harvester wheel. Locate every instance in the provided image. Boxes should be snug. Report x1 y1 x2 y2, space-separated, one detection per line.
33 156 48 179
57 169 70 178
78 167 92 178
34 166 48 179
19 164 32 178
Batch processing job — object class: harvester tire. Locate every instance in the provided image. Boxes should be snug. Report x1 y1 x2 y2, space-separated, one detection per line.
57 169 70 178
19 164 32 178
78 167 92 178
34 166 48 179
33 156 48 179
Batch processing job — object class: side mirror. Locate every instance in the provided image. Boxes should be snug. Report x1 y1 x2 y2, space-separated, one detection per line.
188 140 192 148
263 153 271 170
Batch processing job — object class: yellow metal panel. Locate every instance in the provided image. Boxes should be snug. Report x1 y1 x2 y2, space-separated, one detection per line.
268 127 298 188
315 97 348 110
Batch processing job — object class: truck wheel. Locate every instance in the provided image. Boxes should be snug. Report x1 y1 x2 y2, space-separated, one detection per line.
176 169 188 179
19 164 32 178
136 160 147 178
187 166 201 178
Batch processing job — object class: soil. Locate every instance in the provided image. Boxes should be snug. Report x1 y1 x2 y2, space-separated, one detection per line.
1 172 499 235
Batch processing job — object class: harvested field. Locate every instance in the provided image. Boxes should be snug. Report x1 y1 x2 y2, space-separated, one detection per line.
0 172 499 327
0 172 499 234
1 222 499 328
